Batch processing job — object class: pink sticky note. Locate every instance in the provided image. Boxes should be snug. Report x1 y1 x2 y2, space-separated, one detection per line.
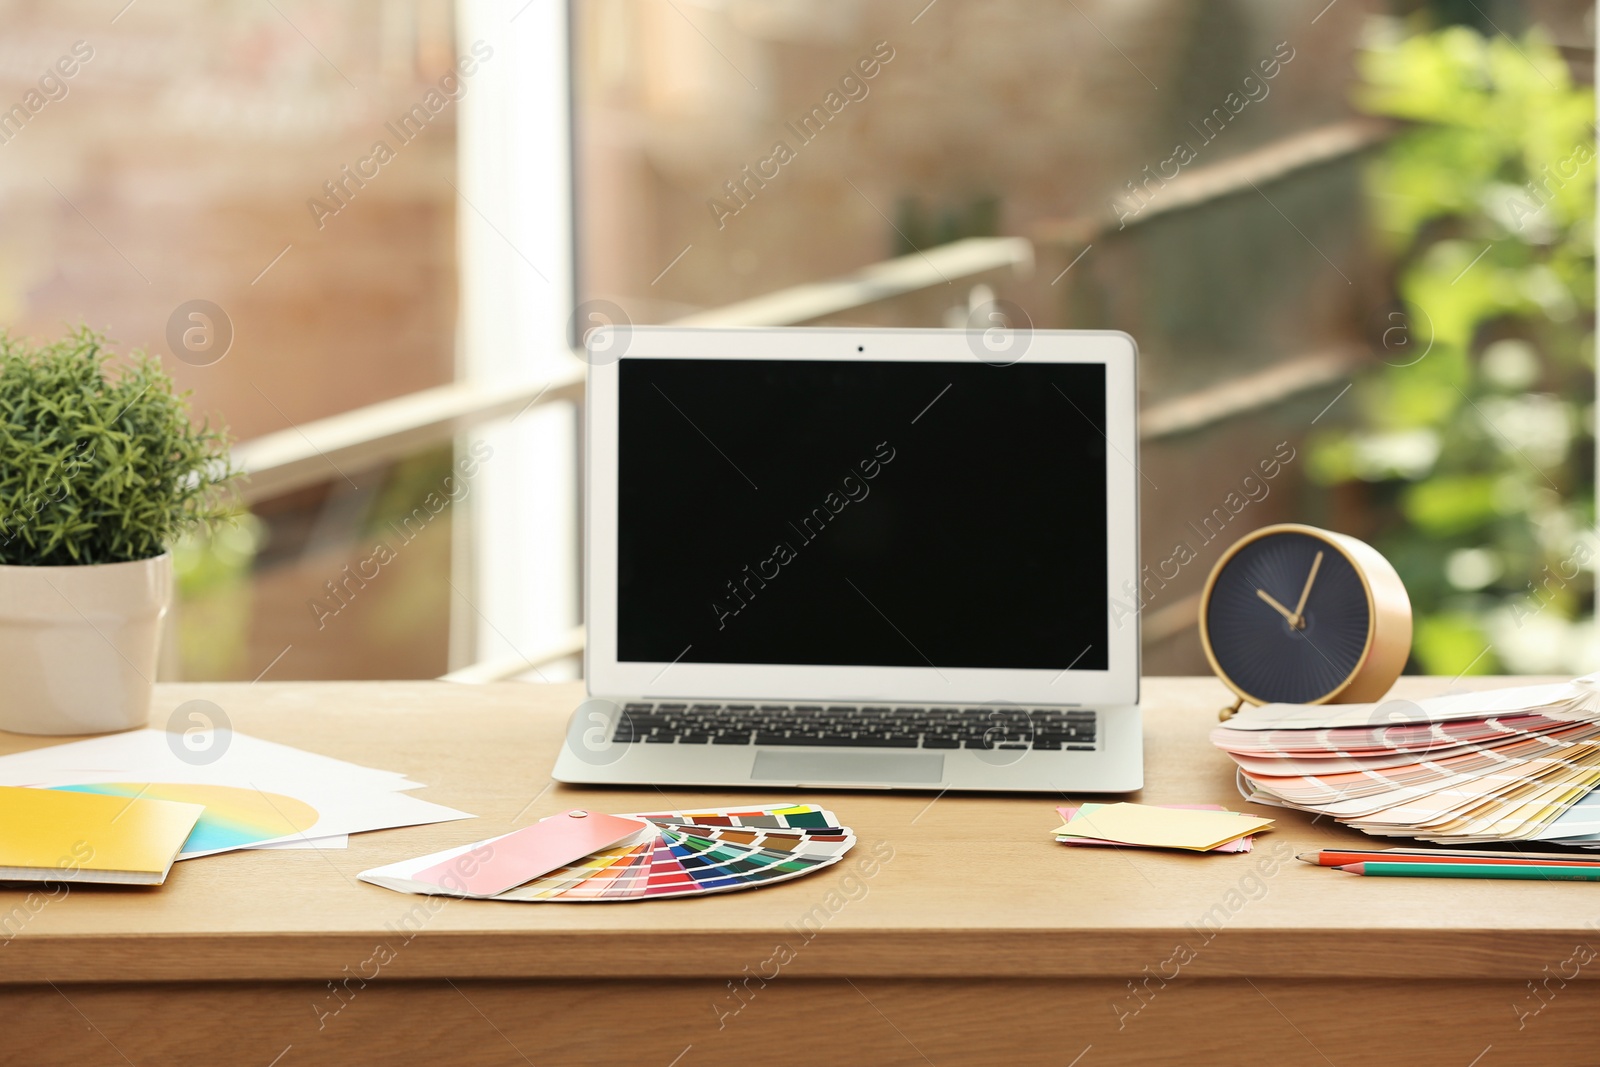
1055 804 1254 853
412 810 649 896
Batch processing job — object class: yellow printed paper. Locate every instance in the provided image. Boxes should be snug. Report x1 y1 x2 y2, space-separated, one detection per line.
0 784 203 878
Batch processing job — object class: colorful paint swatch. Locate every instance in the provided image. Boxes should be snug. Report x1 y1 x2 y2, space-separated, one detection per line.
410 809 650 895
359 805 855 903
666 824 856 858
506 832 831 901
51 782 320 856
631 803 839 830
1207 673 1600 848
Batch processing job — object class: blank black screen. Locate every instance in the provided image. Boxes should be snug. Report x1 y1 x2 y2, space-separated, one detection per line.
616 358 1109 670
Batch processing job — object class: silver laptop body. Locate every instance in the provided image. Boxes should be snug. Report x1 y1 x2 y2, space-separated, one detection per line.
554 326 1143 793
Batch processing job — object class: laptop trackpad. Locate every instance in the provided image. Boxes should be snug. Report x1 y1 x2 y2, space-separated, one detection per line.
752 750 945 785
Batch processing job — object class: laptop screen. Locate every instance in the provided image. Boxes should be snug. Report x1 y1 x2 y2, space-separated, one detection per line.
616 357 1109 671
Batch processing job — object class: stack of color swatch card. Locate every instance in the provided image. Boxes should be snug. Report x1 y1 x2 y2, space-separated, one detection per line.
1051 801 1272 853
1054 803 1265 853
360 804 854 902
1211 672 1600 847
0 728 473 862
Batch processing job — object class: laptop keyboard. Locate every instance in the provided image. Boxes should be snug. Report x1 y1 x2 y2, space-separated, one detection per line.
612 703 1097 751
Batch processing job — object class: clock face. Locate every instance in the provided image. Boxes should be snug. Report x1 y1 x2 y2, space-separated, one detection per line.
1204 531 1373 704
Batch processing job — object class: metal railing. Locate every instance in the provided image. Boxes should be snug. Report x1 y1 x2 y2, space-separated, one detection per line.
438 626 586 683
1032 117 1396 245
673 237 1033 327
1140 346 1361 441
233 373 586 505
1031 119 1397 649
225 237 1035 681
232 237 1033 506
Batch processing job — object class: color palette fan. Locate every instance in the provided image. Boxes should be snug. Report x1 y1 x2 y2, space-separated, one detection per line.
360 804 854 902
1211 673 1600 846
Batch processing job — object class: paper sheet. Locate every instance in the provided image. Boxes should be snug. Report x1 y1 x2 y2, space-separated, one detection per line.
0 729 417 791
0 729 472 859
249 835 349 850
1055 804 1254 853
1054 802 1273 851
0 785 203 883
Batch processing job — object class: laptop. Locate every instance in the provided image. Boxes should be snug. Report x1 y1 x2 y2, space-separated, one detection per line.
553 326 1142 793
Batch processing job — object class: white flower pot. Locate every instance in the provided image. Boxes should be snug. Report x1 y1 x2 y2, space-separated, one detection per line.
0 554 171 735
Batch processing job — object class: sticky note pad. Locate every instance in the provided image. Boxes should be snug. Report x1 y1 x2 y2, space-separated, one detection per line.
1057 801 1273 851
0 784 204 885
1055 804 1255 853
411 809 650 896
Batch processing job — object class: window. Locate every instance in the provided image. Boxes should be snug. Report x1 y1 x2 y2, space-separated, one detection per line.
7 0 1592 680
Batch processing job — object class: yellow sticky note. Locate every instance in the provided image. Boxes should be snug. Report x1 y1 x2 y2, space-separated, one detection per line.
0 785 203 884
1057 801 1273 851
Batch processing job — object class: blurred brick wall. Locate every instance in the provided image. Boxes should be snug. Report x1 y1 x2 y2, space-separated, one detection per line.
0 0 467 681
574 0 1371 319
0 0 460 440
574 0 1380 672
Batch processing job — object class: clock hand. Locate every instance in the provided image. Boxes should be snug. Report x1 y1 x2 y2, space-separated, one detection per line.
1291 550 1325 628
1256 588 1298 625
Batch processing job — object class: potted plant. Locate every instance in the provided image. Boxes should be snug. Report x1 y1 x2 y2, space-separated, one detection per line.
0 327 237 735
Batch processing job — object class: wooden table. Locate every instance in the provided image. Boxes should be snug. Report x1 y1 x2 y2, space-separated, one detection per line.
4 677 1599 1066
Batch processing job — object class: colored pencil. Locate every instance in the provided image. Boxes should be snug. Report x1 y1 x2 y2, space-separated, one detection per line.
1337 862 1600 881
1297 848 1600 867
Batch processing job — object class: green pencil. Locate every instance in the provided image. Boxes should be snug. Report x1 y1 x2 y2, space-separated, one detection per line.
1338 862 1600 881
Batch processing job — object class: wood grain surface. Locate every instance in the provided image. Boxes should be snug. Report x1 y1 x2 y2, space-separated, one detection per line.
4 676 1599 1066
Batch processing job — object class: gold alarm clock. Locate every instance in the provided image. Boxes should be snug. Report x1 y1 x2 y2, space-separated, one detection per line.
1198 524 1413 720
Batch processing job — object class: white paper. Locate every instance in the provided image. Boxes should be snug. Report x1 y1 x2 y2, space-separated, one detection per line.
0 729 473 858
0 729 416 791
249 835 350 850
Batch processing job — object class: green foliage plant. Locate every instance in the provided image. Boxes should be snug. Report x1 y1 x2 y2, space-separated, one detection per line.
1309 25 1595 674
0 326 239 566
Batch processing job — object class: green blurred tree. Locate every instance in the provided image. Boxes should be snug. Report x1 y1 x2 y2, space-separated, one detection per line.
1310 25 1595 674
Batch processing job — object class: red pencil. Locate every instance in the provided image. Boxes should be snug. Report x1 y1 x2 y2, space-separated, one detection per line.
1297 849 1600 868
